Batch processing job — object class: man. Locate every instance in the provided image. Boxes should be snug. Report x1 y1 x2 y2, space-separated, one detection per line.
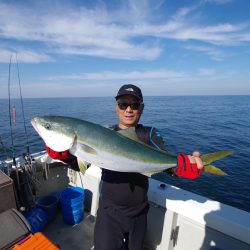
46 84 203 250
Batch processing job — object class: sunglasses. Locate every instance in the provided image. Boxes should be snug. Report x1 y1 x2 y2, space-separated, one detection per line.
117 102 141 110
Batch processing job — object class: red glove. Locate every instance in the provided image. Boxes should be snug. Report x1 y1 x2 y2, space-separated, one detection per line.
45 145 80 172
175 154 203 179
45 145 73 163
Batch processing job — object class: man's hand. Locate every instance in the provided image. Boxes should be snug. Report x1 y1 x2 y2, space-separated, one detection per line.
46 145 75 163
188 151 204 169
45 145 80 171
175 152 204 179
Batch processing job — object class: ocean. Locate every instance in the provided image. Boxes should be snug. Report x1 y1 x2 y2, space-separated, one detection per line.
0 96 249 212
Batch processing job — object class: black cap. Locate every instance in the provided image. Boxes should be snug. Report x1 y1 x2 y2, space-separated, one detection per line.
115 84 143 102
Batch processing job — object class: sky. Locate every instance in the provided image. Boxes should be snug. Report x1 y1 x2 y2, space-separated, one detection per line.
0 0 249 98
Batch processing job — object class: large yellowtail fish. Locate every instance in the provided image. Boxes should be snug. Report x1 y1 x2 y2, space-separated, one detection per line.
31 116 232 176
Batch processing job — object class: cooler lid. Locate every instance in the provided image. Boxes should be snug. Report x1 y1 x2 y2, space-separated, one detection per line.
0 170 13 187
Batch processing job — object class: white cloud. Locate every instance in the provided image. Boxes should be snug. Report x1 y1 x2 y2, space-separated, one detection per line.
183 45 226 61
0 0 249 62
0 1 164 60
198 68 216 76
203 0 235 5
56 44 162 60
48 69 188 82
174 23 250 45
1 68 247 98
0 49 53 63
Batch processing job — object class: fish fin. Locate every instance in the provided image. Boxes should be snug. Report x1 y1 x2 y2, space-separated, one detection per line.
78 143 98 155
201 151 234 165
143 168 163 177
204 165 227 176
142 172 153 177
118 128 168 153
77 159 90 174
117 128 142 143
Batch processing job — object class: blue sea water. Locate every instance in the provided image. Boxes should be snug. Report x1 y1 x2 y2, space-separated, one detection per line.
0 96 249 212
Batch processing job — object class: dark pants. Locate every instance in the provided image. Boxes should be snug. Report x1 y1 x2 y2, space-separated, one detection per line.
94 202 147 250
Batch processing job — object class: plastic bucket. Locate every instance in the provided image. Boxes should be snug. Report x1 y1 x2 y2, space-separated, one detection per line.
62 206 84 225
36 195 58 222
50 190 63 208
24 207 48 233
60 187 85 225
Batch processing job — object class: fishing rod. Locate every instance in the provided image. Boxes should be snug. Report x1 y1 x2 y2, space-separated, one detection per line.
7 54 38 210
8 55 20 191
16 54 40 209
15 53 30 156
15 54 34 172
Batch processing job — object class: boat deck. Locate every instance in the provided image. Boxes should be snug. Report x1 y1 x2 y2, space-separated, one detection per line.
4 156 249 250
43 211 95 250
43 210 152 250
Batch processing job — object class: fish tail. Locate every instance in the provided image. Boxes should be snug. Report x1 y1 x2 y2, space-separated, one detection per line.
201 151 234 175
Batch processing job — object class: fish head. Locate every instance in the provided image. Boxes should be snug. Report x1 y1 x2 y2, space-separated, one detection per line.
31 116 76 152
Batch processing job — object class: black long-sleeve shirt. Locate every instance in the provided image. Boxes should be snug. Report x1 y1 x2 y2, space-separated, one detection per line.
100 124 166 217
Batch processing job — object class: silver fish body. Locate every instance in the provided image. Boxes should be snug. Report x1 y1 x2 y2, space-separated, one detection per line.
31 116 177 173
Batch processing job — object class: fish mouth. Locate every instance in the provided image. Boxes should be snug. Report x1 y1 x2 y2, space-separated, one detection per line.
31 117 44 137
31 117 39 134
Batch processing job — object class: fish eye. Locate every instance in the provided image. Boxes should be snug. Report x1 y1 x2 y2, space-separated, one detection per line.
45 123 51 130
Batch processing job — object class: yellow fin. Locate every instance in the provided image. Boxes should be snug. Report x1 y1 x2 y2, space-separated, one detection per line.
77 160 90 174
117 127 141 142
201 151 233 165
204 165 227 176
79 143 97 155
143 168 164 177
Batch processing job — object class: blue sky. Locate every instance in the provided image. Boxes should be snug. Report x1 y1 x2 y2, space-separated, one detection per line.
0 0 249 98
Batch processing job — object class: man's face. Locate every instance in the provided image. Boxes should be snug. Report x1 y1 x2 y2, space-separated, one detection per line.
116 95 144 129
